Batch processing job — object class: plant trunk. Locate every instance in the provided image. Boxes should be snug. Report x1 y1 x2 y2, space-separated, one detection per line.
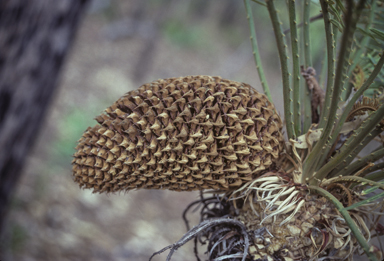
0 0 90 234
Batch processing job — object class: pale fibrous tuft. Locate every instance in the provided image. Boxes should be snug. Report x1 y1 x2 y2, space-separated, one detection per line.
72 76 284 193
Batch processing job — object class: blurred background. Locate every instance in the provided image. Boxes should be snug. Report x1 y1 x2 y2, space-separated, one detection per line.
0 0 355 261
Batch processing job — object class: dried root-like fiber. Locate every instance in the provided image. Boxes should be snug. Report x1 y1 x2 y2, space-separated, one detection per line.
154 177 383 261
231 174 376 261
149 217 250 261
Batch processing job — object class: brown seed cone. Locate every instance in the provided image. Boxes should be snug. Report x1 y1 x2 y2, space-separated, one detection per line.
72 75 284 193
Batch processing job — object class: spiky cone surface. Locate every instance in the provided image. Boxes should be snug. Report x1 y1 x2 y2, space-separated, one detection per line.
72 75 284 193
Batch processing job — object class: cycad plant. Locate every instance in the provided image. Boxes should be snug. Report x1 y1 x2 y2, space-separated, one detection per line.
72 0 384 260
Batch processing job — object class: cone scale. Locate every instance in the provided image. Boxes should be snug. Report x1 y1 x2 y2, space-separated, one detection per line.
72 76 284 193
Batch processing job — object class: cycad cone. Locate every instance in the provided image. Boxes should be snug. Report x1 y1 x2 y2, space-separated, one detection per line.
72 75 284 192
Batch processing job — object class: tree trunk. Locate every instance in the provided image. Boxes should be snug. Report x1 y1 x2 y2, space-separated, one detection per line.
0 0 90 233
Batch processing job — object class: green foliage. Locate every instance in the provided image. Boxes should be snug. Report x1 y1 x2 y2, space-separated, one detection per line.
360 52 384 96
245 0 384 259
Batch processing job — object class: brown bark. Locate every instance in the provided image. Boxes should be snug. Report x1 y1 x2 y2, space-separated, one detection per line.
0 0 90 233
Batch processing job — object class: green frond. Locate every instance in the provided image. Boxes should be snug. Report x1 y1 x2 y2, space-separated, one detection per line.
314 101 384 182
317 0 336 130
336 147 384 177
345 0 380 98
266 0 295 140
251 0 266 6
370 28 384 41
316 52 384 168
308 186 379 261
244 0 272 102
302 0 312 67
288 0 301 136
327 128 382 178
361 181 384 195
345 191 384 210
329 18 344 32
304 0 363 179
361 162 384 177
302 0 312 132
327 3 344 27
364 169 384 182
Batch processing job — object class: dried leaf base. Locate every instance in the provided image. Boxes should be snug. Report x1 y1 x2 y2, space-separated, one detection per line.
237 195 357 260
154 173 383 261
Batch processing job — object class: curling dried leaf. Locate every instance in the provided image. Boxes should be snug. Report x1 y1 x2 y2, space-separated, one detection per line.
340 114 368 134
294 129 323 149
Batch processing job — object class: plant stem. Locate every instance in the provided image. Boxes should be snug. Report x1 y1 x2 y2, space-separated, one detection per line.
304 0 365 178
244 0 273 102
362 181 384 195
288 0 301 136
336 147 384 177
303 0 312 67
317 0 336 129
318 45 328 87
301 72 311 133
364 170 384 182
314 101 384 182
328 127 382 178
318 0 357 149
308 185 379 261
322 175 384 191
302 0 312 132
251 0 267 6
302 0 337 179
345 191 384 211
345 0 377 92
266 0 295 140
317 52 384 166
340 0 374 101
361 162 384 177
